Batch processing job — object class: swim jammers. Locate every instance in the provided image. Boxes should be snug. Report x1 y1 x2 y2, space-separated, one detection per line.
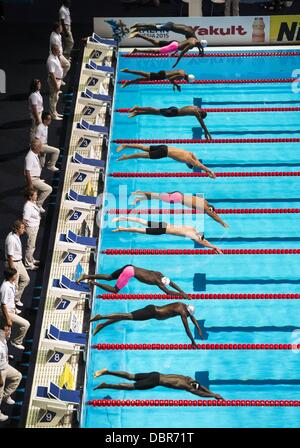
149 144 168 159
160 192 183 204
159 107 178 117
159 41 179 54
133 371 160 390
149 70 166 81
145 220 168 235
111 264 135 291
131 304 156 321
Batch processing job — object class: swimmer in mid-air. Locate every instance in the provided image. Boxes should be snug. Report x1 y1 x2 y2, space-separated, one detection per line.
76 264 190 299
116 143 215 177
112 216 223 254
127 105 212 140
90 302 204 343
93 369 224 400
130 35 207 68
121 68 195 92
130 22 197 39
132 190 229 228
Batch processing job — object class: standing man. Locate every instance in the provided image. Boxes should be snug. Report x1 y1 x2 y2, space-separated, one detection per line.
47 44 63 120
0 269 30 350
50 22 70 83
0 322 22 422
4 221 30 308
59 0 74 60
35 112 60 172
28 79 43 142
225 0 240 16
24 139 53 213
23 189 41 270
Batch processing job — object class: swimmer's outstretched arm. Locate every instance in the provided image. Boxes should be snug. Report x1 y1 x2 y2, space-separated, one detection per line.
191 235 223 254
189 314 204 340
204 205 229 228
189 387 224 400
194 112 212 140
180 315 197 346
191 155 215 179
172 45 189 68
156 281 190 300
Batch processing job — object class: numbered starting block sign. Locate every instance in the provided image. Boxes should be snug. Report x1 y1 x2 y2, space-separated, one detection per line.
89 49 103 59
54 295 84 313
60 249 85 266
48 350 66 364
77 136 92 149
86 76 100 87
81 104 99 118
66 208 89 225
72 170 93 185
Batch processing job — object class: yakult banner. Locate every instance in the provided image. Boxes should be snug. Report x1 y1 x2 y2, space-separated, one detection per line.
94 17 270 47
270 15 300 44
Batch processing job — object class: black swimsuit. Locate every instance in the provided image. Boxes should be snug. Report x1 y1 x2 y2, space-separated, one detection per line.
131 304 157 321
149 70 166 81
159 107 178 118
145 220 168 235
133 371 160 390
149 144 168 159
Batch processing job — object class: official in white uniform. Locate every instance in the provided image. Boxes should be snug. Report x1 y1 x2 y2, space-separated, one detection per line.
35 112 60 172
47 44 63 120
59 0 74 59
4 221 30 306
0 269 30 350
23 189 41 269
28 79 43 142
50 22 70 80
24 139 53 211
0 322 22 422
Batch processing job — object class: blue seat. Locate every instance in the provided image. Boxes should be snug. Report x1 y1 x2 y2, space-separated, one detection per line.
60 275 90 292
48 325 87 346
79 119 108 135
73 152 105 169
52 279 61 288
36 386 49 399
49 383 81 404
66 230 97 248
92 33 117 47
67 189 97 205
86 60 114 74
85 88 112 102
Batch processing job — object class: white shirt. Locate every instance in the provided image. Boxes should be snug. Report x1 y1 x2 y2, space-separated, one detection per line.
47 54 63 79
23 201 41 228
35 123 48 145
5 232 22 261
25 149 42 178
0 337 8 371
28 91 43 118
0 280 16 311
50 31 63 55
59 5 71 26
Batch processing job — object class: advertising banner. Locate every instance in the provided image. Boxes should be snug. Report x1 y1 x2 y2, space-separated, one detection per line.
94 17 271 47
270 15 300 44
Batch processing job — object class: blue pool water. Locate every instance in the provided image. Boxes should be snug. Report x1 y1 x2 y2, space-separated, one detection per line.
81 49 300 428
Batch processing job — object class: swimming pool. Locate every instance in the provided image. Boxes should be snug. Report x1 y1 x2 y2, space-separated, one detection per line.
81 48 300 428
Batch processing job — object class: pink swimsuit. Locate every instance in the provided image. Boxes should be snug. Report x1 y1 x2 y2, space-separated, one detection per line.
159 41 179 54
160 192 183 204
116 265 135 290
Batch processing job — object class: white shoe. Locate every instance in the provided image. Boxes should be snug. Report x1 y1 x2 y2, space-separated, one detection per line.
0 413 9 422
33 260 40 265
51 115 63 120
15 309 22 315
61 80 66 86
47 165 59 172
4 397 15 405
39 207 46 213
15 301 23 307
10 343 25 350
57 113 64 118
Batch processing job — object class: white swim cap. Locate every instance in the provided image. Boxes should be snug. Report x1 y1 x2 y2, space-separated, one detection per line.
187 74 195 83
200 39 208 48
187 305 195 315
161 276 170 286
